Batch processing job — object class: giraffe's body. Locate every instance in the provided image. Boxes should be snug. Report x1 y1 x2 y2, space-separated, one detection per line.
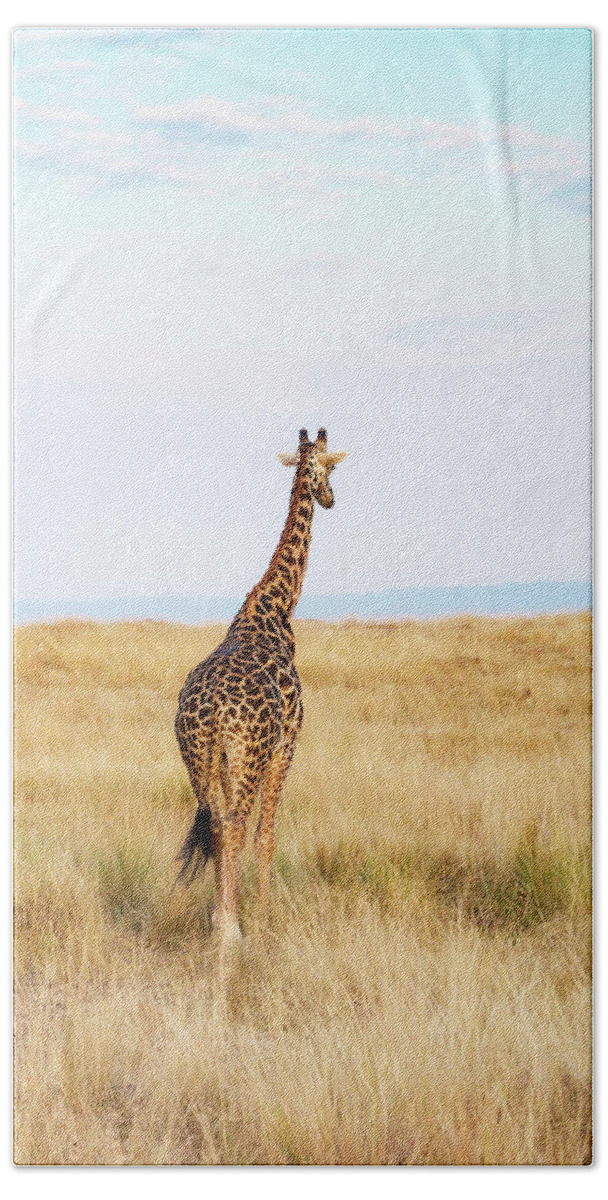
174 429 348 940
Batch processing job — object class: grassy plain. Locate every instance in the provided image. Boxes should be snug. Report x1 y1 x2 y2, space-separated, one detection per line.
14 613 592 1164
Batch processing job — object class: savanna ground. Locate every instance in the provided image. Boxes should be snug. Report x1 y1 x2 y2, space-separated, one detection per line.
14 614 591 1165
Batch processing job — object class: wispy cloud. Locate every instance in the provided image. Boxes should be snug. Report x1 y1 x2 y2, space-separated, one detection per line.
546 177 592 213
135 93 585 164
14 96 100 125
13 27 210 45
13 58 96 78
136 95 409 140
15 82 587 199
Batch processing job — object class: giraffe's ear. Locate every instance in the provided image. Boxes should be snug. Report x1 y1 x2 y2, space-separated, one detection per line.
318 451 349 468
277 453 299 467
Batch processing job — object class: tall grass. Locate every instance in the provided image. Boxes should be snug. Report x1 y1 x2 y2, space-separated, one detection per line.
14 614 592 1164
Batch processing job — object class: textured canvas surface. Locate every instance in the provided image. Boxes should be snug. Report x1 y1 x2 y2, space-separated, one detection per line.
13 27 592 1165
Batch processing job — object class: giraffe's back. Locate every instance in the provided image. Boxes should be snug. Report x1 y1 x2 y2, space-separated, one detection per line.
175 625 302 776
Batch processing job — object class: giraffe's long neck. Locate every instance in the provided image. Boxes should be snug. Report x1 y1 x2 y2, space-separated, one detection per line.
248 458 314 620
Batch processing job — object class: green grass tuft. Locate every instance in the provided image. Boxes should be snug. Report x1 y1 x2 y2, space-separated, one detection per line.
97 844 156 934
313 840 589 934
314 842 413 911
428 846 588 933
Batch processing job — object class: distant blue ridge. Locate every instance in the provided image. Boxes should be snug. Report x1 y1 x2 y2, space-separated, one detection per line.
14 582 592 625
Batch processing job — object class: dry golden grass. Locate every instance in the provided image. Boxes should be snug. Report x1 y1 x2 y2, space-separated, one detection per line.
14 614 592 1165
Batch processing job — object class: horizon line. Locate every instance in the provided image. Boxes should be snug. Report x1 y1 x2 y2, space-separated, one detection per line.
14 581 592 626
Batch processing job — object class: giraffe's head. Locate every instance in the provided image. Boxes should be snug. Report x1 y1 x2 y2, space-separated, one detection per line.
278 428 349 509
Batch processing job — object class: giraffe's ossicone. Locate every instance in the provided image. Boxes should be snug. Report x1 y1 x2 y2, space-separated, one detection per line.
174 428 349 941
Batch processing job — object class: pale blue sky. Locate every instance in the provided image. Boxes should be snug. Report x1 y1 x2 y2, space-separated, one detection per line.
13 28 592 609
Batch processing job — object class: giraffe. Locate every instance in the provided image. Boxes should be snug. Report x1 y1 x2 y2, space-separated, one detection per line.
174 428 349 941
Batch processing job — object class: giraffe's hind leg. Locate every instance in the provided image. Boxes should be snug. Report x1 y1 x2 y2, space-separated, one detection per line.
208 753 233 929
215 748 265 939
255 741 295 923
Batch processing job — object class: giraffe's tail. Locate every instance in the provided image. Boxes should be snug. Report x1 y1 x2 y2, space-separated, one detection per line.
174 737 221 888
175 802 214 888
